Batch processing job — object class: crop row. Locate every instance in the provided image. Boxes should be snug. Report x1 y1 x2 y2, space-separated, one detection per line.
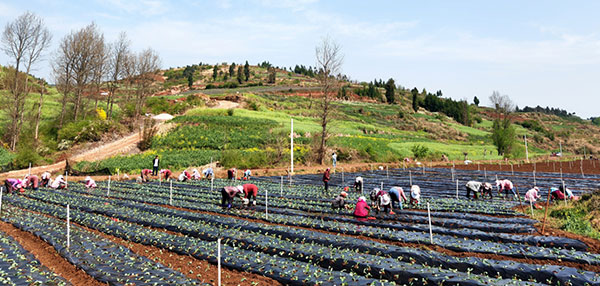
9 192 590 285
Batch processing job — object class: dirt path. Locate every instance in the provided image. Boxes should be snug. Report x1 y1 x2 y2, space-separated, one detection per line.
212 100 239 109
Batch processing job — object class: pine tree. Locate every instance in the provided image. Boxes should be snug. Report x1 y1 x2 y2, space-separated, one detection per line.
229 62 236 77
237 66 243 84
212 64 218 81
473 96 480 106
384 78 396 104
243 61 250 81
411 87 419 112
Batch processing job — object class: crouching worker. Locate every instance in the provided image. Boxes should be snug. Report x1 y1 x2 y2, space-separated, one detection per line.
4 178 23 194
354 176 364 193
410 185 421 206
559 185 579 201
160 169 172 180
370 188 394 214
243 169 251 180
481 182 493 199
389 186 407 210
23 175 39 191
242 183 258 206
525 187 542 209
178 170 191 182
141 169 152 182
50 175 67 189
40 171 51 187
191 169 201 180
227 168 236 180
353 196 371 221
221 185 243 209
332 191 351 210
84 176 97 189
496 179 517 200
550 187 565 202
202 167 214 180
465 181 483 199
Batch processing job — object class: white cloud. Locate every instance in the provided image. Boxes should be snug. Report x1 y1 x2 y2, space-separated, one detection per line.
98 0 169 16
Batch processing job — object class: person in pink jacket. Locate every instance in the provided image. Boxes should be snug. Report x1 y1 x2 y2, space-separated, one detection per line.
496 179 516 200
524 187 541 203
353 196 371 220
4 178 23 194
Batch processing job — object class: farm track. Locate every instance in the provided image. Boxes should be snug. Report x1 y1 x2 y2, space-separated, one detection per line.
0 220 102 286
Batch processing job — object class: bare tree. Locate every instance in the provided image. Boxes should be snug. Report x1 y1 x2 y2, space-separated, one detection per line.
489 90 514 117
106 32 131 118
315 37 343 164
1 12 51 150
53 38 75 129
133 48 161 118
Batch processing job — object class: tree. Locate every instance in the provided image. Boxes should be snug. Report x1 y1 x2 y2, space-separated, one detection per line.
236 66 243 84
384 78 396 104
1 12 51 150
243 60 250 81
133 48 161 118
212 64 218 81
106 32 130 119
473 96 480 106
267 67 276 84
229 62 235 77
489 91 515 157
411 87 419 112
315 37 343 165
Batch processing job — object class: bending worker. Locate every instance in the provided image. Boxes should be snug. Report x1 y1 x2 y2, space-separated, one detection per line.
221 185 243 209
141 169 152 182
242 183 258 206
160 169 172 180
410 185 421 206
50 175 67 189
332 191 351 210
389 186 407 209
4 178 23 194
525 187 542 208
23 175 39 191
243 169 251 180
202 167 214 180
465 180 484 199
496 179 516 200
40 171 51 187
84 176 97 189
354 176 363 193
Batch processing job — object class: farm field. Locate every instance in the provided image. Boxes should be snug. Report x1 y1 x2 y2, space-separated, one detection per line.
1 167 599 285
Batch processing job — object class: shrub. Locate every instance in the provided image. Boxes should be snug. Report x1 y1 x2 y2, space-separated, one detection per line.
411 144 429 159
14 144 43 169
227 108 235 116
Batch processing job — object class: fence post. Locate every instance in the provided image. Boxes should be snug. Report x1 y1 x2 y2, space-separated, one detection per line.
280 176 283 197
265 188 268 219
210 176 214 192
409 170 412 186
427 202 433 244
0 187 3 216
169 180 173 205
511 164 514 176
533 170 536 186
455 179 458 199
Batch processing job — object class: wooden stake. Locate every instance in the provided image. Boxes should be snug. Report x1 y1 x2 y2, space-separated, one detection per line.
66 204 70 250
427 202 433 244
217 238 221 286
541 187 552 234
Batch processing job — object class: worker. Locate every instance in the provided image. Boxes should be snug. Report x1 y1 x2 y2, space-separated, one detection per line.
481 182 493 199
550 187 565 202
525 187 542 208
226 168 236 180
371 188 393 214
496 179 516 200
410 185 421 206
152 155 160 176
202 167 214 180
322 168 331 193
40 171 51 187
84 176 97 189
242 183 258 206
354 176 363 193
4 178 23 194
389 186 407 209
23 175 39 191
221 185 243 209
465 181 483 199
559 185 579 201
50 175 67 189
331 191 351 210
332 152 337 168
178 170 191 182
243 169 251 180
353 196 371 221
191 169 201 180
141 169 152 182
160 169 172 180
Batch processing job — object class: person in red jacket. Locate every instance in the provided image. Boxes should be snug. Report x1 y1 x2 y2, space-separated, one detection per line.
221 185 243 209
141 169 152 182
322 168 331 193
353 196 371 221
160 169 172 180
242 183 258 206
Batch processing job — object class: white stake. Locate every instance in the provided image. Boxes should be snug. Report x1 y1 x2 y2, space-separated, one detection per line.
341 167 344 185
403 161 406 170
477 163 480 171
0 187 3 215
290 118 294 174
28 163 31 176
484 168 487 180
66 204 70 250
409 170 412 186
280 176 283 197
451 168 454 181
386 166 389 178
422 164 425 175
524 134 529 162
217 238 221 286
265 188 268 219
427 202 433 244
169 180 173 205
562 180 567 205
380 182 383 191
455 179 458 199
511 164 514 176
117 170 120 180
533 170 536 186
107 175 111 196
211 176 214 192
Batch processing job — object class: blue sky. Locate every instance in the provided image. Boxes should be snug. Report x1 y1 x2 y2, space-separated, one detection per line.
1 0 599 117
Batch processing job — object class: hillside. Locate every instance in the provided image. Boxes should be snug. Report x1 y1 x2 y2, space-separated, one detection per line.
2 62 599 175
